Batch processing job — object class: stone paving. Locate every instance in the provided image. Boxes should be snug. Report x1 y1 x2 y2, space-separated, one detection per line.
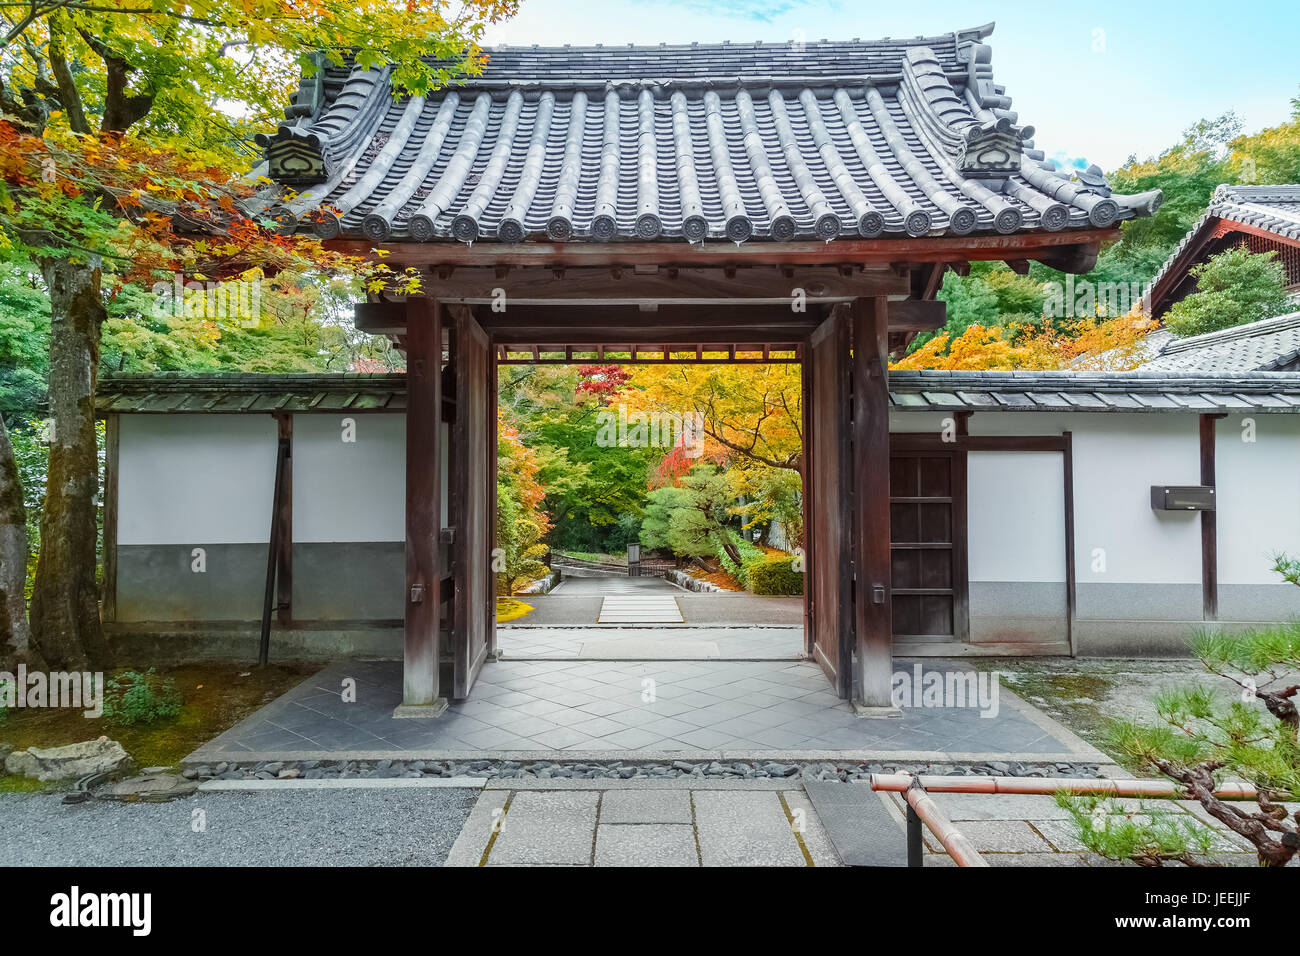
444 785 839 867
875 790 1294 867
189 657 1101 761
499 626 802 660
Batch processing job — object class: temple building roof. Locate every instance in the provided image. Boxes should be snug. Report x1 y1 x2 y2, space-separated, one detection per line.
254 23 1161 245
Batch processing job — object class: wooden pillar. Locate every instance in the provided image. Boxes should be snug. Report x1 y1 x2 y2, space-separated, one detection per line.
275 413 293 626
399 297 447 716
1200 414 1222 621
101 413 120 623
851 296 894 711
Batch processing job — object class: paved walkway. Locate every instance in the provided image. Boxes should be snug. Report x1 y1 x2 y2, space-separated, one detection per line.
500 626 802 660
445 785 838 866
189 658 1102 762
506 577 804 628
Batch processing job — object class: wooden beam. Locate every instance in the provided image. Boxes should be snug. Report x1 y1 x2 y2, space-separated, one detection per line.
400 296 446 713
325 229 1119 269
275 413 293 626
427 266 909 305
354 300 408 335
490 327 818 345
478 303 821 330
1200 414 1222 621
851 296 894 709
887 299 946 331
102 413 120 624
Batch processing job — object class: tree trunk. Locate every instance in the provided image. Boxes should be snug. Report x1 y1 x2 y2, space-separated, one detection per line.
29 257 111 670
0 414 43 670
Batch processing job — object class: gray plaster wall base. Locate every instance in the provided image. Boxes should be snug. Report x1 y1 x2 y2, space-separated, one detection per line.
969 582 1067 645
1217 583 1300 622
1074 618 1286 657
1076 582 1202 621
116 543 267 621
107 625 402 664
293 541 403 619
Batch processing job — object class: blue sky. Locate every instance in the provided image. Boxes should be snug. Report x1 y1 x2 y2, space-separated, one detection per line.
482 0 1300 171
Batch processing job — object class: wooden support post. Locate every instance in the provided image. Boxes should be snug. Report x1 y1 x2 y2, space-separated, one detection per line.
102 413 120 623
275 413 293 626
852 296 895 712
1200 414 1222 622
399 297 447 716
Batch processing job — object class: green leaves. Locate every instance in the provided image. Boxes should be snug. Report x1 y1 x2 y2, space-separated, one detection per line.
1165 247 1290 337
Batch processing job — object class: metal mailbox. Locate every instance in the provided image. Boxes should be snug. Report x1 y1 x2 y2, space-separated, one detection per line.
1150 485 1216 511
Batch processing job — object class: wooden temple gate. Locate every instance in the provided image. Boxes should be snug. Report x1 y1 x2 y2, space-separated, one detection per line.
355 239 1111 714
259 29 1159 714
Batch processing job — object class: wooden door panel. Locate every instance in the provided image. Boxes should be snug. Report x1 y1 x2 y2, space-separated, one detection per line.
889 451 964 642
807 308 853 698
452 307 491 699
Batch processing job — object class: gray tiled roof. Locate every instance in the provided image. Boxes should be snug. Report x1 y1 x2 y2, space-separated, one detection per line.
1148 185 1300 297
256 24 1161 244
1139 311 1300 373
888 370 1300 413
97 370 1300 415
96 373 407 413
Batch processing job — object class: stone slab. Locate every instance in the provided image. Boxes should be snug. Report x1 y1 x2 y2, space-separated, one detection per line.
599 789 694 824
781 790 843 867
692 790 806 867
804 781 907 866
488 790 599 866
594 824 699 866
578 639 720 659
445 790 510 867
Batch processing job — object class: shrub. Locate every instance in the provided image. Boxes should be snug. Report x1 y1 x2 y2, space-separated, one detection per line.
103 669 182 726
748 555 804 596
0 678 10 725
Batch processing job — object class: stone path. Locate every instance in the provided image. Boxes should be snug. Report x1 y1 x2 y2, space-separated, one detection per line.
189 659 1102 761
445 785 839 867
597 595 684 623
500 626 800 660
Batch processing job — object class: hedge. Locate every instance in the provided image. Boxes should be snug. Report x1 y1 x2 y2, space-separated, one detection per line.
747 556 804 596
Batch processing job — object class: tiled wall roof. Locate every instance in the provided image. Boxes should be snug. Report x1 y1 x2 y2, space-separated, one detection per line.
253 25 1161 245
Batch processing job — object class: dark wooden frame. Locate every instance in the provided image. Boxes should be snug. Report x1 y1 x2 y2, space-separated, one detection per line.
274 412 293 625
402 296 444 708
101 412 120 623
1200 413 1223 621
887 430 1076 653
886 445 968 643
851 297 894 706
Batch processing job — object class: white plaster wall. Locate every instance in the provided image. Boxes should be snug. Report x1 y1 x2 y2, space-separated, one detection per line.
292 414 405 543
118 415 277 545
967 451 1065 582
1216 414 1300 584
969 411 1203 585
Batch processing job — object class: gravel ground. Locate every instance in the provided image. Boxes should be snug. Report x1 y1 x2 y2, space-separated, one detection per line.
0 788 478 866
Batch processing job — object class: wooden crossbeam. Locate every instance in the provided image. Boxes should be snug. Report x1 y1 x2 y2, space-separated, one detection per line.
425 265 908 305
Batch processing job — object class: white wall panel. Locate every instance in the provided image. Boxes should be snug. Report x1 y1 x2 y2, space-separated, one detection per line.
967 451 1065 582
118 415 277 545
1216 414 1300 584
293 414 405 543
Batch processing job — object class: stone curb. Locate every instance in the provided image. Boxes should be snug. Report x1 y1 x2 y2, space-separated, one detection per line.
197 776 487 792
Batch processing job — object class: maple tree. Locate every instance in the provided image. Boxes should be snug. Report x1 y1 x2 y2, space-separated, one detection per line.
0 0 517 670
495 418 549 596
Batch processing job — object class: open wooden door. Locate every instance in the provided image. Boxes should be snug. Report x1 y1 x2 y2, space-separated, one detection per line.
450 305 491 699
806 305 854 698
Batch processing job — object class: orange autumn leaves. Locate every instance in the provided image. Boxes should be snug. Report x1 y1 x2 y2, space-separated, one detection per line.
891 312 1155 372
